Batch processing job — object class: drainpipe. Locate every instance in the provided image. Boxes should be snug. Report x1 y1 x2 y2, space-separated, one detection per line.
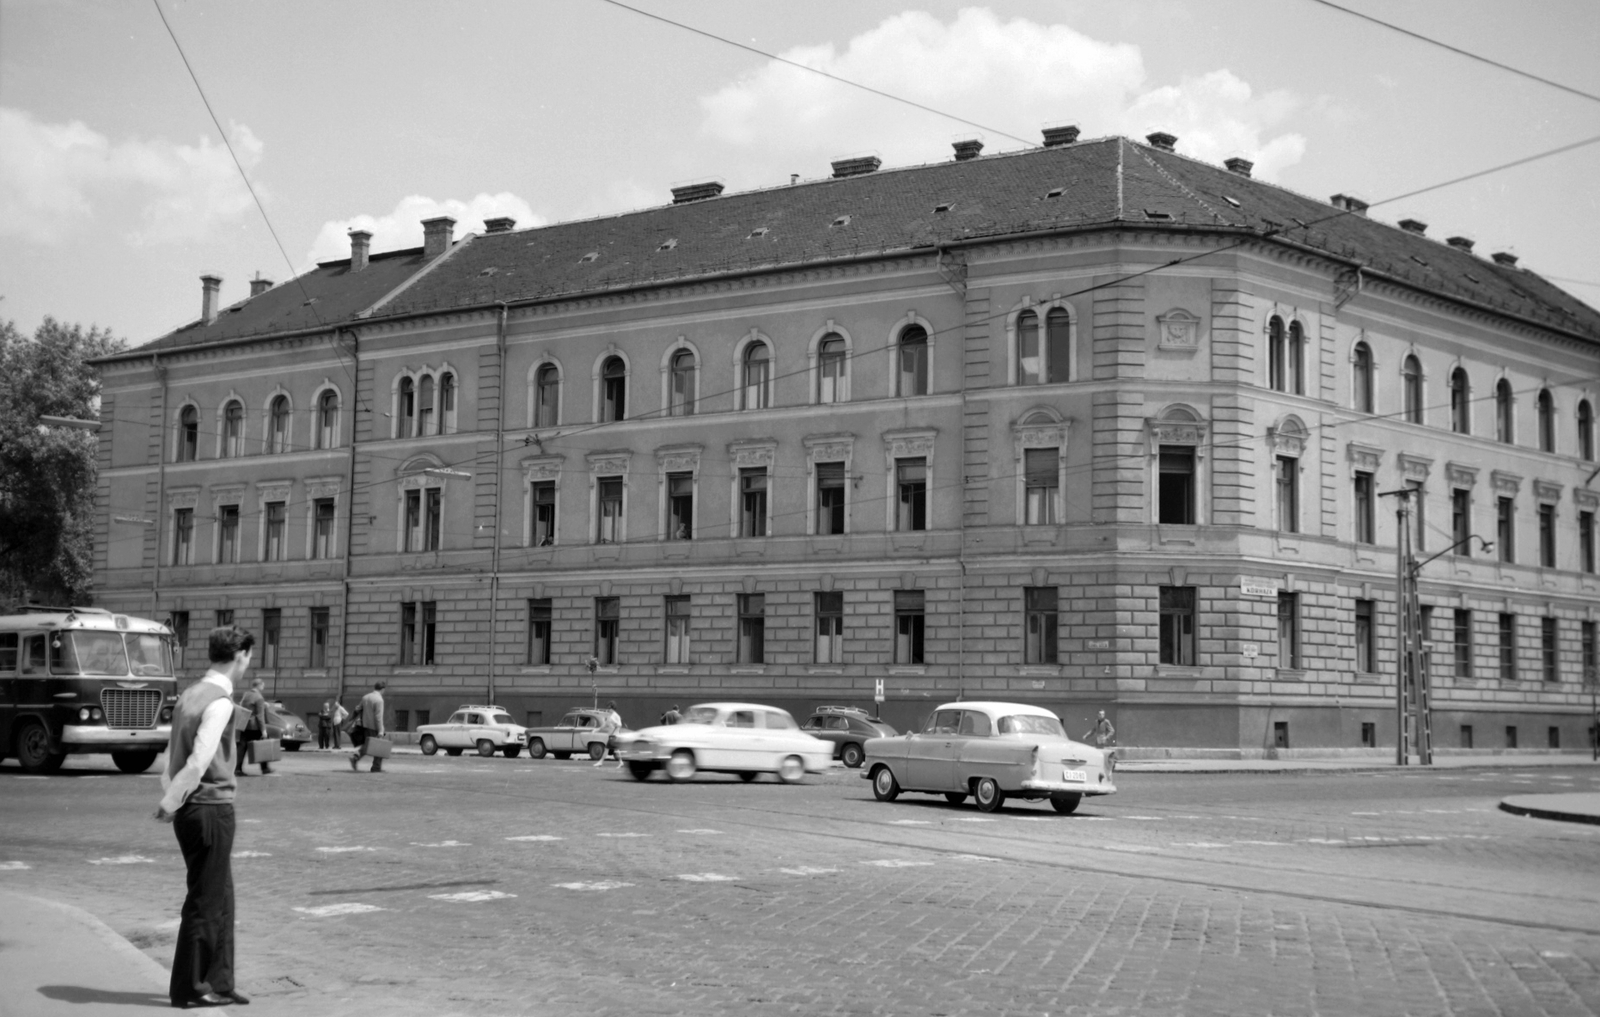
487 303 509 705
335 326 360 708
152 353 168 619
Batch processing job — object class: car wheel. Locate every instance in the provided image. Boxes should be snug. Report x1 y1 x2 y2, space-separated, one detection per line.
552 751 571 760
1050 793 1082 815
502 746 521 759
943 792 968 805
476 739 497 758
871 765 900 802
283 742 301 752
665 749 696 782
974 777 1006 813
528 738 547 759
445 747 463 757
587 742 607 761
777 755 805 784
419 735 439 756
737 771 758 783
111 750 159 774
627 761 654 781
840 743 864 768
16 720 66 774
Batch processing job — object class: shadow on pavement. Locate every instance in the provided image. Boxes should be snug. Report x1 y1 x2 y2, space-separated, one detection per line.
37 985 169 1007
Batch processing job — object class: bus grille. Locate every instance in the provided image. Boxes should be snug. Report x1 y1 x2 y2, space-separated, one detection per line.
101 689 162 729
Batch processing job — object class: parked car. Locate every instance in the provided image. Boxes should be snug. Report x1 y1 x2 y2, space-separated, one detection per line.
799 706 897 768
265 702 313 751
525 708 622 760
862 701 1117 814
612 702 834 783
417 705 529 758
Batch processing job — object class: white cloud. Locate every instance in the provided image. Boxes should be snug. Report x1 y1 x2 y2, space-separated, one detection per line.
0 107 261 244
305 193 544 266
697 7 1305 184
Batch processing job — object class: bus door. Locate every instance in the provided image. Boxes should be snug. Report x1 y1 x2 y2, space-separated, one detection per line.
17 633 49 724
0 633 17 752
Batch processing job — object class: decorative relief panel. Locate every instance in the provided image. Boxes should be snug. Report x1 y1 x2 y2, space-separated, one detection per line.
1155 308 1201 352
305 476 341 500
1145 419 1207 447
255 480 292 504
654 444 703 474
1397 454 1433 482
882 429 935 461
520 454 564 482
1491 470 1522 497
1534 480 1563 504
1268 425 1306 458
1346 443 1383 473
586 449 632 476
209 483 246 506
803 433 854 464
1012 416 1069 461
1445 462 1479 490
167 486 201 510
1575 488 1600 511
728 440 777 470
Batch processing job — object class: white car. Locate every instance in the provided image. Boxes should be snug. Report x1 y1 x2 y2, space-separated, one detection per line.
612 702 833 783
417 705 528 758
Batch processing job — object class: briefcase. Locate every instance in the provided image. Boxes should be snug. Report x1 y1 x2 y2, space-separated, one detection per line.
363 737 393 759
247 738 282 764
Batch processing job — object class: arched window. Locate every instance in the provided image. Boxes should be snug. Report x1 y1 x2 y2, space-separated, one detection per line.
742 342 770 410
1402 355 1423 424
439 372 455 434
1496 378 1514 443
534 364 559 428
1287 321 1305 395
1538 389 1556 452
417 375 435 436
268 395 290 454
1449 368 1470 434
669 350 696 416
177 406 199 462
1017 310 1041 385
1045 307 1071 383
316 391 338 449
1268 316 1285 391
898 325 928 397
398 377 416 438
818 334 846 403
1352 342 1374 413
601 356 626 422
222 401 244 458
1579 399 1595 461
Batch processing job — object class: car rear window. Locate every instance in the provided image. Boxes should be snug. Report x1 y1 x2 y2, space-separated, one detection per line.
727 711 756 728
957 711 992 736
997 715 1066 737
681 707 719 725
491 713 514 726
761 711 797 730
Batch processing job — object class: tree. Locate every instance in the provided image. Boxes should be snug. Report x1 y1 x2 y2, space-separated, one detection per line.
0 316 126 610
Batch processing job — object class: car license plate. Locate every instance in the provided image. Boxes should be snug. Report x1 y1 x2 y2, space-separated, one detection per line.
1062 768 1086 783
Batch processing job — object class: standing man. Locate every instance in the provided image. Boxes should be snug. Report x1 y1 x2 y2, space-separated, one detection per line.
660 704 681 726
235 677 273 776
1084 710 1116 749
317 701 332 750
154 625 254 1009
330 699 349 750
348 680 386 773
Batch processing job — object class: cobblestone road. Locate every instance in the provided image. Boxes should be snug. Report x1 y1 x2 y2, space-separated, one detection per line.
2 754 1598 1016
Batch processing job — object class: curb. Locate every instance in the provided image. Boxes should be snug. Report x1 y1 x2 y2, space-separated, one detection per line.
13 893 172 989
1498 799 1600 826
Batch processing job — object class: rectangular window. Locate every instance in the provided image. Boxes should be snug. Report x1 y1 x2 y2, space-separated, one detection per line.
1499 613 1517 681
264 501 287 562
532 481 556 546
399 601 436 666
526 598 551 665
1024 587 1058 664
1451 489 1471 554
1405 479 1425 552
1453 608 1472 679
1158 586 1196 666
404 489 440 552
0 633 18 672
894 590 925 665
740 468 767 537
1277 456 1299 533
218 505 240 563
667 473 694 541
596 477 623 544
215 608 233 629
738 594 764 664
1581 511 1595 574
895 458 927 531
1582 620 1597 684
814 591 843 664
1542 617 1559 682
1277 592 1300 670
1539 504 1556 568
664 595 690 664
425 489 441 551
1355 599 1375 674
1361 722 1376 748
594 597 619 664
172 508 194 566
815 463 846 535
313 499 335 559
394 709 410 733
1353 471 1375 544
170 611 190 668
1158 446 1195 525
1506 726 1518 749
1497 497 1515 562
1461 724 1473 749
261 608 280 670
1023 448 1058 525
309 607 329 668
1549 726 1561 750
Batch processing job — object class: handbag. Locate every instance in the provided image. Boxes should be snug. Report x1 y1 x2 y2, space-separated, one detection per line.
362 736 393 759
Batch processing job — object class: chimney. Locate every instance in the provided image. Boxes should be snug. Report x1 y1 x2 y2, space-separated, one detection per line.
1330 193 1369 217
1042 124 1080 147
1398 219 1427 235
422 217 456 260
1446 236 1475 253
952 139 983 161
1145 131 1177 152
483 217 516 234
200 275 222 325
1491 251 1519 267
830 155 881 178
348 229 372 272
671 180 724 204
248 274 273 298
1224 157 1253 178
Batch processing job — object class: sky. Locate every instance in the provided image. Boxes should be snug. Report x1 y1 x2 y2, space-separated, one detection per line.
2 0 1598 345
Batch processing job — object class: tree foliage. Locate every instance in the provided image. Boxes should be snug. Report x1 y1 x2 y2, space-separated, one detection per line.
0 317 126 610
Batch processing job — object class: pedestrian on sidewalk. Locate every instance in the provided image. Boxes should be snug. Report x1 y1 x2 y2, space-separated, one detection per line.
234 677 273 776
595 700 626 767
330 700 348 750
349 681 387 773
1084 710 1115 749
660 704 681 725
317 701 332 750
153 625 255 1010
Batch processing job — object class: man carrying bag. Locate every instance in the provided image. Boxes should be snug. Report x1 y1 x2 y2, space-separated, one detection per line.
348 680 389 773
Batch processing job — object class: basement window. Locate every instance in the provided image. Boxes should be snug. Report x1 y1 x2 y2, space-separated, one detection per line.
748 227 769 239
1463 271 1482 284
1045 188 1064 199
1410 255 1430 268
579 251 599 263
1143 209 1173 221
830 215 852 227
1222 195 1242 208
657 238 678 252
934 202 954 213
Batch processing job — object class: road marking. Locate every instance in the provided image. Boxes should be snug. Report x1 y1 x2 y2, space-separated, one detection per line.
597 832 649 838
1116 816 1165 821
1235 840 1291 846
888 819 931 825
948 817 998 823
676 873 738 882
952 854 1001 862
1172 842 1230 848
554 881 633 891
779 866 838 876
1351 811 1381 815
0 861 31 870
1081 817 1115 821
12 776 47 780
240 819 262 824
677 829 722 835
429 890 516 902
505 835 563 842
411 841 471 847
88 855 154 865
316 846 375 853
294 903 384 917
232 851 272 858
862 859 935 868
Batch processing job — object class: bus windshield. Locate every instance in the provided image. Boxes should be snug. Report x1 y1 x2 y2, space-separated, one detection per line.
125 633 174 676
51 632 129 676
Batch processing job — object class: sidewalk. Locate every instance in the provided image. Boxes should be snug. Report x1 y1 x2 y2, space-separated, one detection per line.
1499 792 1600 825
1116 752 1600 774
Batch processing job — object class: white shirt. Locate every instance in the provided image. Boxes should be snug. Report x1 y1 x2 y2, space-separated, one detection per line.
159 672 235 813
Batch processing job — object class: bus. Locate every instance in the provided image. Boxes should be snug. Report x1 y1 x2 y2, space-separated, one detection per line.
0 606 177 774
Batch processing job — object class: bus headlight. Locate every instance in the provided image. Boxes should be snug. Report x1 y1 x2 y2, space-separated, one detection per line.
78 707 90 721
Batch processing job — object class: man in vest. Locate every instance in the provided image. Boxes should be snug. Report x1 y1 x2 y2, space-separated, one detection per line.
154 625 255 1009
348 680 387 772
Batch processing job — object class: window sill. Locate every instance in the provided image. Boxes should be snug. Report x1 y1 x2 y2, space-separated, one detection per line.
1275 668 1306 681
303 669 329 678
656 666 690 675
1018 665 1060 676
1353 671 1383 684
1154 664 1202 677
806 666 843 675
519 666 551 674
729 666 766 675
393 667 436 675
888 666 926 676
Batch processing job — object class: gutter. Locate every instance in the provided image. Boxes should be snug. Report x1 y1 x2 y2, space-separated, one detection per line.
335 325 360 709
486 302 509 705
150 353 168 620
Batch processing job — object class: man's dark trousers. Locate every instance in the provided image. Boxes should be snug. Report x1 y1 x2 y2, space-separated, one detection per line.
170 802 236 1003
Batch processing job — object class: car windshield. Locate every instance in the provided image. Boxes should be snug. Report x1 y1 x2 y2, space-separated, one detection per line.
680 706 720 725
997 715 1067 737
491 713 514 726
53 632 130 676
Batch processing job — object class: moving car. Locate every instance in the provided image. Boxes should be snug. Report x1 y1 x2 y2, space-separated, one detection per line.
265 702 313 751
417 705 529 757
799 706 897 768
612 702 833 783
862 701 1117 813
525 708 621 760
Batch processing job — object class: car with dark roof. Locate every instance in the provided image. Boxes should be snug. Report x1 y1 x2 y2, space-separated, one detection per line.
798 706 896 768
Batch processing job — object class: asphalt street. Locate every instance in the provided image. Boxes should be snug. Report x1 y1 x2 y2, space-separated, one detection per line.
2 752 1598 1017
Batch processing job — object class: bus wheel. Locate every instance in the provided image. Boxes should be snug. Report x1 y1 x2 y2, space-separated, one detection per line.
112 751 159 774
16 721 66 774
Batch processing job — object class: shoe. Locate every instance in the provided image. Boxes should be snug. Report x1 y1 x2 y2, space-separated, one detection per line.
221 989 250 1005
349 755 359 771
371 763 383 773
175 992 230 1008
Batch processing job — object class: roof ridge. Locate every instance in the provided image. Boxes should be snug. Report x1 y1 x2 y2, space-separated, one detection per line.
1129 143 1227 221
